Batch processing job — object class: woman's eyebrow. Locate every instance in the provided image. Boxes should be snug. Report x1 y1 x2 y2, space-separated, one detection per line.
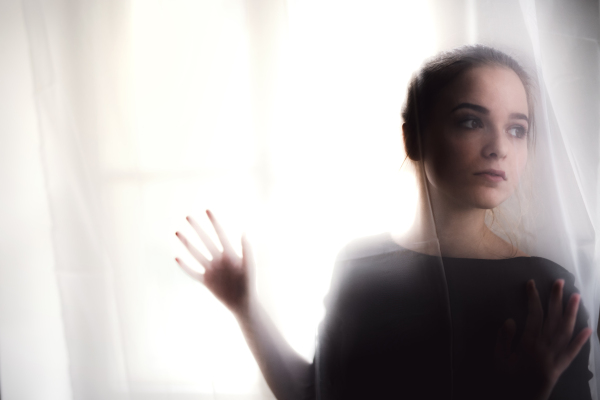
509 113 529 123
451 103 529 123
451 103 489 114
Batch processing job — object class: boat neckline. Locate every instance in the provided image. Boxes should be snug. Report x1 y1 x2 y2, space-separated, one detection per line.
384 232 535 262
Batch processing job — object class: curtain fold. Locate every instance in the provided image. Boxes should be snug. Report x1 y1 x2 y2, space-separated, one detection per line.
23 0 132 398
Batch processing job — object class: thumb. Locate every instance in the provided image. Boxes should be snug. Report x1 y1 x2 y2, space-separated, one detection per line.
241 233 254 271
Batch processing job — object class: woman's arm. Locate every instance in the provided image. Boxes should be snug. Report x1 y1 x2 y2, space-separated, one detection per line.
175 210 312 400
235 296 313 400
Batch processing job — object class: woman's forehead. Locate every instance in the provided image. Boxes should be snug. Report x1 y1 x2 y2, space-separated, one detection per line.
441 66 529 116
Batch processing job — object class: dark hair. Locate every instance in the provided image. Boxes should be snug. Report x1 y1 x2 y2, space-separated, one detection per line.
401 45 535 161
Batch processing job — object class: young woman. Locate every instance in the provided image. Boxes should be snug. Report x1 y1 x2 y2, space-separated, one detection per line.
175 45 593 400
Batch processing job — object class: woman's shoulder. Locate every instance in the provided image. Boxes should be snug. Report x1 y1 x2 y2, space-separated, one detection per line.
325 233 444 311
335 232 404 262
509 255 577 284
330 232 415 287
331 232 444 287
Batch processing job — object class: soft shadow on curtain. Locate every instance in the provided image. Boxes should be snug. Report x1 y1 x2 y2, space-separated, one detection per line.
20 0 600 399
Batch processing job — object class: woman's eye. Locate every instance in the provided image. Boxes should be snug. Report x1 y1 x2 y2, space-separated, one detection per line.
459 118 482 129
507 125 527 138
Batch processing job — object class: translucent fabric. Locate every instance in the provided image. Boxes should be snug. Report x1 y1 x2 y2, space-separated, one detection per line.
20 0 600 399
315 0 600 398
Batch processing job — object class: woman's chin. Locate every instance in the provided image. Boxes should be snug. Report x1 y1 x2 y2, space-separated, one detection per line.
456 190 512 210
436 184 514 211
470 195 510 210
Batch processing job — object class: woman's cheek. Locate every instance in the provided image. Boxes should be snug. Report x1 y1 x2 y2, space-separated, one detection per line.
446 139 476 172
434 144 461 180
514 146 528 180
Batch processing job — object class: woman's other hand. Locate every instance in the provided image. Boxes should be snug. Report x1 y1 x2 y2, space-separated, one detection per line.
175 210 312 399
494 279 592 400
175 209 253 317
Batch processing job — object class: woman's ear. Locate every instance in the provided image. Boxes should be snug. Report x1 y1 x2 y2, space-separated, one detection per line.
402 122 421 161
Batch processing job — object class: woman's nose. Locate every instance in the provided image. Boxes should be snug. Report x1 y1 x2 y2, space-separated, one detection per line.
482 127 509 159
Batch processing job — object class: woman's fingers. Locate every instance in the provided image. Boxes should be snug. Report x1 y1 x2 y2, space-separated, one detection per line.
206 209 236 256
495 281 591 388
553 294 581 348
176 231 211 270
187 216 220 259
522 280 544 347
175 257 205 283
555 327 592 374
543 279 564 338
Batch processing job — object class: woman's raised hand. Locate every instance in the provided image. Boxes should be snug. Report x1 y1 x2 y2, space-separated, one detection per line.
494 279 592 400
176 212 311 399
175 210 253 317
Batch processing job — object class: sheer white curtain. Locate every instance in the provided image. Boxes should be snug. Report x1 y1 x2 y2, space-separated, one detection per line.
14 0 600 399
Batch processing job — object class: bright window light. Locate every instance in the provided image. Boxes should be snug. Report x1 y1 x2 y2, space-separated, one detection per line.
120 0 437 395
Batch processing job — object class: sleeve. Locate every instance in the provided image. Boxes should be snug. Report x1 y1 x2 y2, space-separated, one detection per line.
314 244 354 400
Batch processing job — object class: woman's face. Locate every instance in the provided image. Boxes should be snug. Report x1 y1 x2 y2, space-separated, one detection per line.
422 65 529 210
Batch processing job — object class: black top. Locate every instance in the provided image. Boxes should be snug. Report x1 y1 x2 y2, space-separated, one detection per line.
314 233 592 400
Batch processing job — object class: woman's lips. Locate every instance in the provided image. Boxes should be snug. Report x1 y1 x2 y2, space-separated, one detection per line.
474 169 506 182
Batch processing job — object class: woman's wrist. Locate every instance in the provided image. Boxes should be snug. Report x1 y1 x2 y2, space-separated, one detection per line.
232 292 258 325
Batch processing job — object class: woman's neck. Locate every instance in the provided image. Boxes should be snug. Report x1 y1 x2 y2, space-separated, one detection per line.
429 192 492 258
394 176 523 259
